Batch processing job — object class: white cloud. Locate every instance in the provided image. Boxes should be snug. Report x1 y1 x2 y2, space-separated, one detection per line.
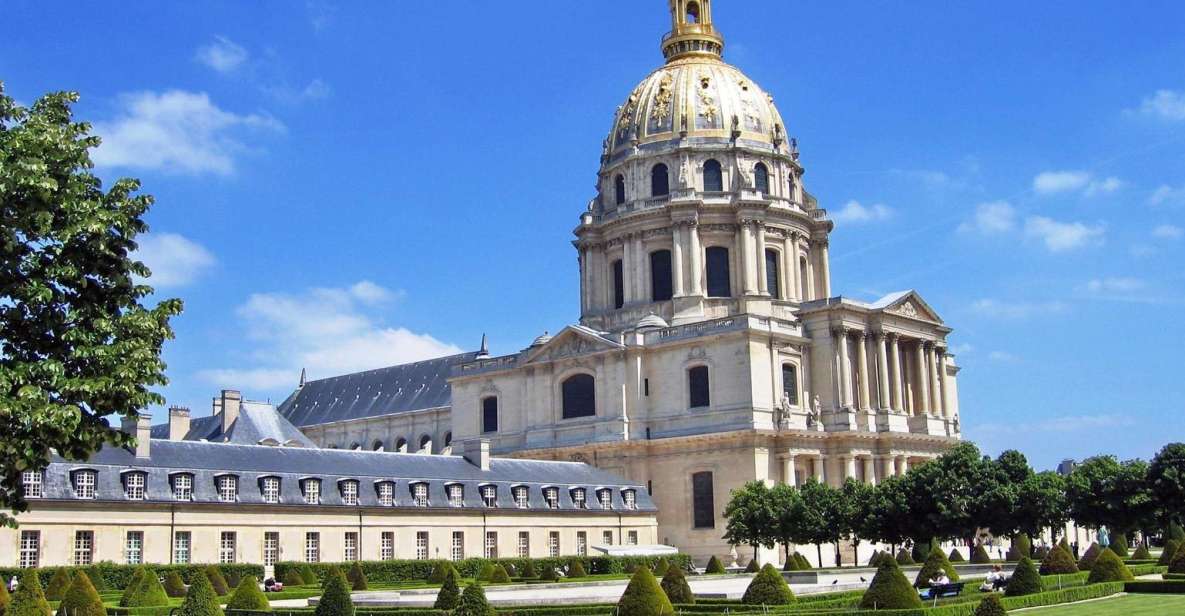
264 79 332 104
195 36 248 73
1084 176 1123 197
132 233 216 288
1084 277 1145 294
199 282 462 392
1153 224 1183 239
971 299 1068 319
1033 171 1122 197
988 350 1018 362
92 90 283 175
1135 89 1185 122
832 200 893 224
1023 216 1105 252
949 343 974 356
1150 185 1185 206
960 201 1016 234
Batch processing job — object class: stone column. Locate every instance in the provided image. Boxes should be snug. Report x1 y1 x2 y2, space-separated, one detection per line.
740 222 758 295
633 234 646 303
688 223 703 296
836 328 852 408
813 456 825 483
876 333 891 410
844 456 857 481
898 456 910 475
879 455 894 482
782 454 797 487
622 235 635 304
938 348 952 419
671 225 685 298
579 247 590 313
915 342 931 415
863 457 877 486
818 240 832 298
856 331 871 411
888 334 903 412
785 234 799 302
756 224 769 296
929 344 943 416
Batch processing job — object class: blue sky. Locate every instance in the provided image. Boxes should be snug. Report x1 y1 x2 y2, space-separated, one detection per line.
4 1 1184 470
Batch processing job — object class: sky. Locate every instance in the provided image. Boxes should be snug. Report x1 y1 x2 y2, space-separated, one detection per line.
3 1 1184 470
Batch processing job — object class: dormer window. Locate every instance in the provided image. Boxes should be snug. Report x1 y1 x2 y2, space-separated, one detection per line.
73 470 96 500
481 485 497 507
302 478 321 505
261 477 281 504
22 471 43 499
124 471 146 500
513 486 529 509
172 474 193 501
217 475 238 503
377 481 395 506
543 487 560 510
447 484 464 507
341 480 359 506
623 489 637 510
412 482 429 507
570 488 587 509
597 488 613 510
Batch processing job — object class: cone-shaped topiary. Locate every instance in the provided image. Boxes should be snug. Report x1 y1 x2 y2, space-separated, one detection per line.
118 567 146 606
44 569 73 603
226 576 270 612
433 569 461 610
741 564 794 606
915 547 959 588
1033 546 1050 560
163 571 187 598
427 562 452 584
743 559 759 573
568 560 587 578
949 548 965 562
226 572 242 591
911 540 929 564
176 571 221 616
660 565 694 604
1077 543 1101 571
1169 543 1185 574
313 571 352 616
476 563 496 582
973 594 1008 616
1159 540 1181 566
82 571 105 593
520 560 537 578
859 559 922 610
794 553 811 570
652 559 670 577
1 576 12 616
346 562 367 591
489 565 511 584
1004 557 1041 597
1170 522 1185 543
299 564 319 586
121 568 169 607
1132 544 1152 560
705 556 725 574
55 572 105 616
782 553 799 572
539 565 559 582
616 566 674 616
1005 535 1031 561
895 548 915 565
1088 548 1135 583
454 583 494 616
1039 544 1079 575
970 544 992 564
9 569 50 616
204 567 229 597
1109 533 1129 558
1058 536 1072 553
281 569 305 588
866 550 882 567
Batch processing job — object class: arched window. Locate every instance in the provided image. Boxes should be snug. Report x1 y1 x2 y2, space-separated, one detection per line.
372 440 384 451
612 259 625 309
350 442 361 451
482 397 498 433
686 1 700 23
651 164 669 197
444 432 453 447
419 434 432 453
561 374 596 419
395 437 408 453
650 250 673 301
799 256 810 301
705 246 731 298
781 363 799 406
765 249 781 299
614 174 626 205
754 162 770 194
703 159 723 191
688 365 710 408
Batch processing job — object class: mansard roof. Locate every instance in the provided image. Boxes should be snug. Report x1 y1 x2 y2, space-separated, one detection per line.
151 401 316 447
33 440 655 512
277 351 481 427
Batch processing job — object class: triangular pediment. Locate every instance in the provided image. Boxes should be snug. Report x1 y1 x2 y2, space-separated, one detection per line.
523 326 623 364
874 291 943 324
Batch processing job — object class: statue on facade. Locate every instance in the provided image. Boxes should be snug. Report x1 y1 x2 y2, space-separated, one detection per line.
806 394 822 430
728 545 739 568
776 394 793 430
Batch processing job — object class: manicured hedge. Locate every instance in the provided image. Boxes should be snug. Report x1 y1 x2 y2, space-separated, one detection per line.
1124 580 1185 593
0 565 262 595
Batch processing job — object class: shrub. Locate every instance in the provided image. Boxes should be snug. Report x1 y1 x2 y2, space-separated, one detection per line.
163 571 187 598
538 565 558 582
55 572 105 616
313 571 352 616
8 569 50 616
894 549 915 565
1171 543 1185 574
859 559 922 610
794 553 810 570
782 554 799 572
489 565 511 584
346 563 367 592
971 544 992 564
1170 522 1185 543
225 571 242 590
915 547 959 588
520 560 537 579
44 569 73 603
973 594 1007 616
226 576 270 612
949 549 965 562
1109 533 1129 558
433 568 461 610
1038 544 1079 575
455 583 493 616
568 561 587 579
705 556 725 574
475 563 496 583
1005 535 1030 561
120 568 169 607
1004 557 1041 597
741 564 794 606
1088 548 1135 583
299 564 319 586
1131 544 1152 560
202 567 228 597
910 540 929 564
1078 543 1101 570
280 569 304 588
1159 540 1181 566
616 567 673 616
1 577 11 616
865 550 881 567
176 572 221 616
426 563 453 585
660 566 694 605
743 560 759 573
118 568 146 606
652 559 670 577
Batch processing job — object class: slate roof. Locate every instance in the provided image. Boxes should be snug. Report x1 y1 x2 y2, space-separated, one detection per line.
150 401 316 448
278 352 481 427
34 440 655 513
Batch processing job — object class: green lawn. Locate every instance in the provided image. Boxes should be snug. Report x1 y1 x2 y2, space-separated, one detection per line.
1025 593 1185 615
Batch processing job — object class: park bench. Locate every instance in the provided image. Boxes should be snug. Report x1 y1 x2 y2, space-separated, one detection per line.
919 582 965 600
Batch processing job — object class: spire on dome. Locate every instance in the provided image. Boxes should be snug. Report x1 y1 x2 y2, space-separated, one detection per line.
662 0 724 62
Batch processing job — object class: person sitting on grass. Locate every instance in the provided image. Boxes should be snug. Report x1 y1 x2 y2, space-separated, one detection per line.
979 565 1007 592
931 572 951 586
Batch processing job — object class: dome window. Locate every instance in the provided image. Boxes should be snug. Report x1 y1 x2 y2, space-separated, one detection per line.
561 374 596 419
614 174 626 205
754 163 770 194
686 1 700 24
706 246 731 298
703 159 723 191
651 164 670 197
650 250 673 302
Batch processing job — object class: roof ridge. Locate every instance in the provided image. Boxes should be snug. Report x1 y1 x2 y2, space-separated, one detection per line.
301 350 478 385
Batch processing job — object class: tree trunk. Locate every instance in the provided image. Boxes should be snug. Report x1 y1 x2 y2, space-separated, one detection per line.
816 544 823 567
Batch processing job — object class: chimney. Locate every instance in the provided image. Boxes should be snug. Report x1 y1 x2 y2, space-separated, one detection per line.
121 412 152 458
211 396 223 415
168 406 191 441
463 439 491 471
220 390 242 436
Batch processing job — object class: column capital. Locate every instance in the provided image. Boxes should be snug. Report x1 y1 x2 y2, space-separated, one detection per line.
855 329 869 340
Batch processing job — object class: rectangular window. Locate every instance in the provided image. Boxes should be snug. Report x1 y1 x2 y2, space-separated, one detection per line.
217 475 237 503
22 471 43 499
377 482 395 506
688 365 710 408
485 531 498 559
263 532 279 566
74 530 94 565
612 260 625 309
220 531 237 563
448 484 464 507
650 250 673 302
125 473 146 500
576 531 587 556
303 479 321 505
623 490 637 510
415 531 429 560
517 531 529 558
514 486 529 508
381 532 395 561
19 530 40 568
344 531 359 561
627 530 638 545
705 246 731 298
598 489 612 510
74 470 96 499
782 363 800 407
544 487 559 509
451 531 464 561
571 488 586 509
692 471 715 529
765 249 781 299
481 485 497 507
262 477 281 503
305 532 320 563
174 531 191 565
126 531 143 564
602 530 613 546
548 531 560 557
173 474 193 501
341 480 359 506
413 483 429 507
482 397 498 433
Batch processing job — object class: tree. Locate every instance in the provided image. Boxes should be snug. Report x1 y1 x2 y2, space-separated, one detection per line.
1087 548 1134 583
1065 456 1156 534
225 576 270 611
859 560 922 610
616 567 673 616
204 567 228 596
705 556 725 574
1039 543 1079 575
45 570 73 602
897 443 1000 544
1 575 11 616
313 571 352 616
0 89 182 525
176 573 221 616
723 481 777 561
914 547 959 589
120 567 168 607
973 594 1007 616
1004 557 1041 597
55 572 105 616
490 565 511 583
163 571 187 598
1013 471 1069 540
840 478 878 565
299 564 319 586
433 569 461 610
768 482 802 566
659 566 694 604
346 562 367 591
740 564 794 606
1149 443 1185 525
864 475 911 550
793 479 844 565
454 583 494 616
8 569 51 616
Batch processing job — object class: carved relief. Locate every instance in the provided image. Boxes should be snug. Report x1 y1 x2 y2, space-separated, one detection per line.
687 346 707 360
650 71 674 124
700 223 736 233
616 87 642 142
892 301 920 318
569 453 589 464
696 71 718 127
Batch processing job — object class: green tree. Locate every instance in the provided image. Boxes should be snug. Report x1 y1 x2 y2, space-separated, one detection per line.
723 481 777 562
1 576 11 616
346 562 367 591
8 569 50 616
1004 557 1041 597
1087 548 1134 583
863 475 911 551
433 568 461 610
898 443 1001 544
204 567 228 596
120 567 168 607
859 559 922 610
659 566 694 604
567 560 586 578
44 570 73 602
768 482 802 567
704 556 725 574
616 567 673 616
740 564 794 606
163 571 187 598
1013 471 1069 540
0 88 182 525
454 583 494 616
792 479 843 565
313 571 352 616
55 572 105 616
840 478 878 566
914 546 959 588
176 572 221 616
1039 543 1079 575
1066 456 1156 534
973 594 1007 616
299 564 319 586
225 576 270 612
1149 443 1185 526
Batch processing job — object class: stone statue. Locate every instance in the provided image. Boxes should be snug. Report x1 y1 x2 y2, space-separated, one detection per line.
806 394 822 430
678 157 690 187
728 545 739 568
1097 526 1110 548
777 394 793 430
